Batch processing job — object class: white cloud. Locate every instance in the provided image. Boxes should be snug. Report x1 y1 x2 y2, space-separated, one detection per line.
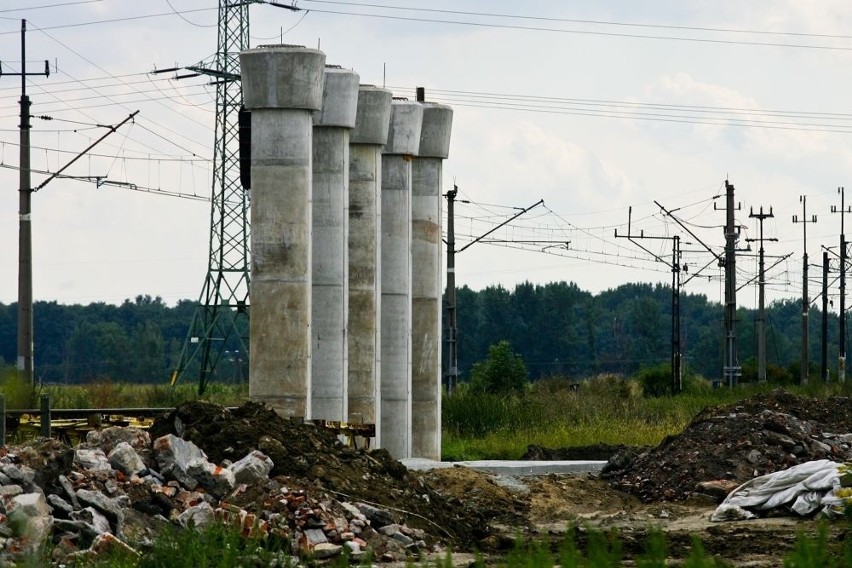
643 72 833 161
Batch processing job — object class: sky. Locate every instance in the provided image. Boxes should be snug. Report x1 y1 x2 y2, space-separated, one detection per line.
1 0 852 311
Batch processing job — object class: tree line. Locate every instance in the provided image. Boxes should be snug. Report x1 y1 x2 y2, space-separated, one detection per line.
0 295 245 384
454 281 840 382
0 283 840 384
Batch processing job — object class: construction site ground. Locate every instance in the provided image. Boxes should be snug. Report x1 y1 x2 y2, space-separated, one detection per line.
410 388 852 566
1 389 850 565
153 390 852 565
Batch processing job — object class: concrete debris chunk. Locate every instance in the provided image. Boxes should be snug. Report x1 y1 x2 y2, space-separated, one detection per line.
70 506 111 536
177 502 215 530
58 475 81 509
228 450 274 485
76 489 124 532
153 434 209 490
108 442 146 476
303 527 328 546
186 459 235 499
88 532 141 559
46 493 73 517
355 502 393 527
0 485 23 500
6 492 53 543
5 492 49 519
312 542 342 559
0 463 35 489
74 448 112 472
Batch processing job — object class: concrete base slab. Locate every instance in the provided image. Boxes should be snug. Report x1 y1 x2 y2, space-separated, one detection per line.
401 458 606 475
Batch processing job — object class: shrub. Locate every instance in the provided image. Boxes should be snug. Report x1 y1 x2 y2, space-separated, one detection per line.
636 363 673 397
681 373 712 395
469 340 528 395
581 373 642 399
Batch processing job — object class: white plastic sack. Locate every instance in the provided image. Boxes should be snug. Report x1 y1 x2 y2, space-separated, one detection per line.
711 460 845 522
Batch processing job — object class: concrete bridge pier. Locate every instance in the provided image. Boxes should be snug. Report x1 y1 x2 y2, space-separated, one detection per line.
347 86 392 443
380 100 422 458
241 45 325 417
411 102 453 459
311 67 360 421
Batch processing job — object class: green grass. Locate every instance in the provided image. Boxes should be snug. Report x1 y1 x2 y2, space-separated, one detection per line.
441 375 852 461
68 521 851 567
34 381 249 410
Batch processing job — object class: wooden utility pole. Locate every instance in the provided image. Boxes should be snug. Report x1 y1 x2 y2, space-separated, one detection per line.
1 20 49 397
792 196 816 384
746 206 777 383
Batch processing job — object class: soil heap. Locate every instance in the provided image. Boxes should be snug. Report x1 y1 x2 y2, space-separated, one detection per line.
602 389 852 502
149 401 490 545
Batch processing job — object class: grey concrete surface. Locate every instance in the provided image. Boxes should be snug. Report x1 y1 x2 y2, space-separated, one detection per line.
242 46 325 418
311 67 359 421
379 100 422 459
347 86 392 443
400 458 607 475
411 103 453 460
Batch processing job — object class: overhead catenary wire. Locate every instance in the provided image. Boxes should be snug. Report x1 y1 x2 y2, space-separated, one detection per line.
3 2 852 54
0 139 211 162
298 0 852 42
287 4 852 52
27 22 214 152
0 0 103 14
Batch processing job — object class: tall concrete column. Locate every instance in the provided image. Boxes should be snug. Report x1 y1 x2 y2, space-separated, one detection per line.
348 86 392 440
411 103 453 460
380 100 423 458
311 67 360 421
241 45 325 418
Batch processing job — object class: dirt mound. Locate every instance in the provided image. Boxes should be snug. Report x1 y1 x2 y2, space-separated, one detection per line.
521 443 650 461
601 389 852 502
150 401 490 547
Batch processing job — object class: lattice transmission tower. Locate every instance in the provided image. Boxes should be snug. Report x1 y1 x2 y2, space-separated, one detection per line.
171 1 251 393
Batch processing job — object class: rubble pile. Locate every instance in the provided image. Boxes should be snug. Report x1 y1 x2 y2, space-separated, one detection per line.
602 390 852 502
0 401 489 565
149 402 489 544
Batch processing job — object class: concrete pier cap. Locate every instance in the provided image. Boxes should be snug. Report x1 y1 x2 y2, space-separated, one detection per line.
351 85 393 145
240 45 325 110
313 66 359 128
418 103 453 159
383 99 423 156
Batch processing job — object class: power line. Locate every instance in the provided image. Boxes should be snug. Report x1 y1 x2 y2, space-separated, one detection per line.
28 23 214 152
418 99 852 135
295 5 852 52
0 139 210 162
0 162 211 201
3 2 851 52
300 0 852 42
164 0 216 28
0 1 103 13
0 81 214 110
387 86 852 130
0 7 219 35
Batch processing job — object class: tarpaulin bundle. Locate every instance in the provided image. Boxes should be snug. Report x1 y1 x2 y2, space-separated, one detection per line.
712 460 852 522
